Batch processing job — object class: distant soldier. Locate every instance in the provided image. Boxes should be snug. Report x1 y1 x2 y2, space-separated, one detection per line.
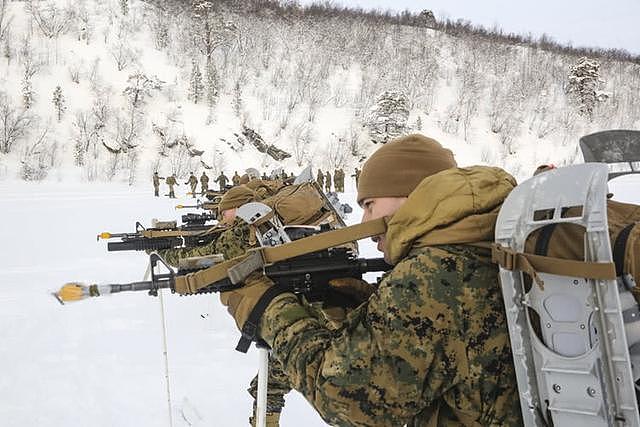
215 171 228 191
262 172 269 180
352 167 361 188
152 172 165 197
334 168 344 193
165 174 178 199
280 169 288 180
316 169 324 189
325 170 332 192
232 171 241 186
185 172 198 198
200 171 209 194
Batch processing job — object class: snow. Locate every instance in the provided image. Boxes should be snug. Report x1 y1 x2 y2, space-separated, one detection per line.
1 172 638 426
1 0 639 425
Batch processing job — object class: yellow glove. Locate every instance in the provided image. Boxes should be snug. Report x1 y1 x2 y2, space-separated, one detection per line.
327 277 376 303
219 273 275 331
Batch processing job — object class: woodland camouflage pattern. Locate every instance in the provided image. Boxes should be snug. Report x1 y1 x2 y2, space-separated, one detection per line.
260 245 522 426
256 166 522 426
156 218 252 267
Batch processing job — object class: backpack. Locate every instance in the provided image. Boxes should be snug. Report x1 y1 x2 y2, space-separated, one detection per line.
525 199 640 302
261 181 339 227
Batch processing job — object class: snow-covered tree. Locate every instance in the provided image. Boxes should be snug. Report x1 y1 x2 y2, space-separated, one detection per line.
565 57 608 121
188 59 205 104
365 90 410 144
52 86 65 121
417 10 436 28
123 72 162 108
0 0 12 44
120 0 129 16
190 0 236 122
22 75 34 109
0 92 33 154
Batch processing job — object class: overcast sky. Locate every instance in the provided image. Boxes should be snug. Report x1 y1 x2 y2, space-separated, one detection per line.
297 0 640 55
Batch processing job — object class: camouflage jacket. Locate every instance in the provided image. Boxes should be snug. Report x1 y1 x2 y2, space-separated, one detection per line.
156 218 252 267
257 166 523 426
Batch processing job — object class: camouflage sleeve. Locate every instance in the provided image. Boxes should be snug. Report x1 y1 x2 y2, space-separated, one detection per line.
212 219 253 260
259 246 518 426
154 220 252 267
155 241 218 268
247 356 291 413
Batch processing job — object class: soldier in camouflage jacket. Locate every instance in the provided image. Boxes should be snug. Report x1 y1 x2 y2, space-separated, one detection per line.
220 134 524 426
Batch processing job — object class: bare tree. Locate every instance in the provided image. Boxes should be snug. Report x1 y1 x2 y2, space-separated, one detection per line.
0 0 13 45
25 0 72 63
0 92 33 154
20 124 53 181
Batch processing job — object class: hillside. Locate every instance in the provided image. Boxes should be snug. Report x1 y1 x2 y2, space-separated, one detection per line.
0 0 638 185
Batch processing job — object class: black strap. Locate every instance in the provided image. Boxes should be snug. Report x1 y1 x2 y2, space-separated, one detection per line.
535 224 557 256
614 223 636 277
235 285 290 353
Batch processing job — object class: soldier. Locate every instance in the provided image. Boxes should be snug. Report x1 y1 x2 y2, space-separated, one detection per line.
316 169 324 189
200 171 209 194
280 169 288 180
332 169 338 193
165 174 178 199
152 172 164 197
232 171 241 186
220 134 523 426
324 170 332 192
185 172 198 198
262 172 269 180
352 167 361 188
215 171 228 191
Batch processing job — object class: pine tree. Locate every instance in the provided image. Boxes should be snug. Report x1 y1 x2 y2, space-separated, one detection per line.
566 57 607 121
366 91 410 144
188 60 205 104
205 62 218 123
233 80 242 118
120 0 129 16
52 86 66 121
22 75 34 110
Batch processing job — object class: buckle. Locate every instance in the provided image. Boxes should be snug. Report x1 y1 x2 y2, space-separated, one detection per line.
492 244 515 270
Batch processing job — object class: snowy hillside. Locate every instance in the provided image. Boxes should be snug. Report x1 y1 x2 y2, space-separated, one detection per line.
0 0 638 186
1 1 639 426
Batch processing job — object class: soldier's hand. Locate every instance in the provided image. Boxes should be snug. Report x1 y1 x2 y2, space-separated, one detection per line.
219 272 275 331
328 277 376 303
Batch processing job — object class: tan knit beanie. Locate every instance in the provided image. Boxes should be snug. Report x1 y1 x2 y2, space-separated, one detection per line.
357 134 457 204
218 186 256 212
239 174 250 185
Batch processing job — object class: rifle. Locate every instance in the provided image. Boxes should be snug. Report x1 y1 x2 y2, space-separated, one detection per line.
175 200 220 212
97 220 225 252
55 248 390 302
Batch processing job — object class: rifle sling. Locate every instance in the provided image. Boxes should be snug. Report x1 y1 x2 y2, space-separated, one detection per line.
173 217 389 294
235 284 290 353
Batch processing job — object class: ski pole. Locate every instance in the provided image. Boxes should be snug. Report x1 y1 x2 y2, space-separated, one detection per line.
256 344 269 427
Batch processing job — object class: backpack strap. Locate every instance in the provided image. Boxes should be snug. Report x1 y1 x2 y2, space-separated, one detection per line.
614 223 636 277
491 243 617 291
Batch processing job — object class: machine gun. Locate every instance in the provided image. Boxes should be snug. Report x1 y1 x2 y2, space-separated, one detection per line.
97 219 224 252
